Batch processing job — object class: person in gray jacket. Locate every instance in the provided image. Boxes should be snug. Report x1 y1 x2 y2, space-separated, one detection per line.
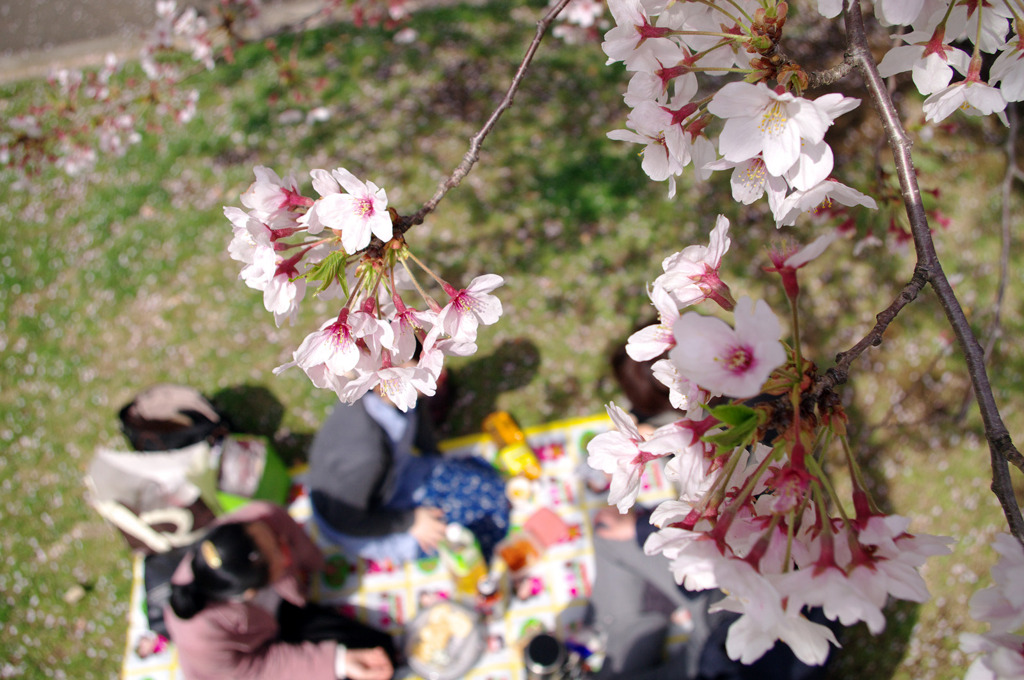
308 391 509 564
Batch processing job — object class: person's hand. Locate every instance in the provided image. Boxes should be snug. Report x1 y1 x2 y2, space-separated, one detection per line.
636 422 656 439
410 506 446 553
593 506 637 541
344 647 392 680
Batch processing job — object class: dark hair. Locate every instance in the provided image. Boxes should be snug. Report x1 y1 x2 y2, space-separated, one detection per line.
168 523 270 620
611 322 674 423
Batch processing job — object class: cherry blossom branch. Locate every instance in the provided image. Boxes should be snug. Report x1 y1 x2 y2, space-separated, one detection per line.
806 60 854 90
395 0 573 233
840 0 1024 541
812 266 928 400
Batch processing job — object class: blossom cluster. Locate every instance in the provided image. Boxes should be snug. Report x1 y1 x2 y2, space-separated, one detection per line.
960 534 1024 679
226 166 504 411
826 0 1022 123
599 0 1024 229
601 0 878 226
549 0 607 44
587 215 953 666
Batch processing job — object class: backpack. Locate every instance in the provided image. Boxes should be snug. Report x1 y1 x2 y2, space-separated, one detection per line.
118 384 226 452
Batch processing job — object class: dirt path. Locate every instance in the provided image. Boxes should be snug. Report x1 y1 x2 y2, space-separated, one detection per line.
0 0 321 85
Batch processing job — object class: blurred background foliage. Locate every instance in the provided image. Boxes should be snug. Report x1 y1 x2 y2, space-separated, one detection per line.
0 1 1022 677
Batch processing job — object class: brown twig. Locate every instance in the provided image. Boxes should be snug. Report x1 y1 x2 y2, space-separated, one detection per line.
806 61 854 89
812 265 929 400
833 1 1024 541
395 0 574 233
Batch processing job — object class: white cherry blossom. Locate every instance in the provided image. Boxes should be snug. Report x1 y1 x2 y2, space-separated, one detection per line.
876 32 971 96
625 284 679 361
922 78 1007 123
708 82 858 177
309 167 393 253
773 178 877 228
991 40 1024 102
669 296 787 399
705 156 789 210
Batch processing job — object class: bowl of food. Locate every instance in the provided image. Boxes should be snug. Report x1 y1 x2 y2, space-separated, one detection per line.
405 600 486 680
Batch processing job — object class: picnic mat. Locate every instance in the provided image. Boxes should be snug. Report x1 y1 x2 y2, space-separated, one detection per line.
121 413 679 680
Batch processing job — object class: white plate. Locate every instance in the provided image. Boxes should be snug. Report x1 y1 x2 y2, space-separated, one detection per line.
405 601 486 680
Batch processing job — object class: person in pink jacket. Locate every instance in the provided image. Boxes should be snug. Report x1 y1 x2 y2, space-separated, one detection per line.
164 501 395 680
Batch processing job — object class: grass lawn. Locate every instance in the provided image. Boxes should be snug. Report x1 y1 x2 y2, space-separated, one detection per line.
1 2 1022 678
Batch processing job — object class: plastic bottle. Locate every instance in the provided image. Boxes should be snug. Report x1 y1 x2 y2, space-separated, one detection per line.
438 524 487 598
475 559 509 618
482 411 542 480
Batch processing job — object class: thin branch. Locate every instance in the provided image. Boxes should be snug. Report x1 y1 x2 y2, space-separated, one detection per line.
841 1 1024 541
806 60 854 89
956 105 1020 422
812 266 929 401
396 0 574 233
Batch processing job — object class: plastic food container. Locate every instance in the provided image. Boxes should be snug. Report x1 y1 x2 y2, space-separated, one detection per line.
494 530 543 575
405 601 486 680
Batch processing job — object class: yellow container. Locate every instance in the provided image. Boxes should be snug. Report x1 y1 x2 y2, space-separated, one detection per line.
483 411 541 480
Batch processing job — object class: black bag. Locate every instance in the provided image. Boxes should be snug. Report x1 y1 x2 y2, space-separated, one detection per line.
119 384 226 452
143 545 192 637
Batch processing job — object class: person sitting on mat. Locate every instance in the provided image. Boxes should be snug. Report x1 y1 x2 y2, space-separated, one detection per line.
307 384 510 564
164 500 395 680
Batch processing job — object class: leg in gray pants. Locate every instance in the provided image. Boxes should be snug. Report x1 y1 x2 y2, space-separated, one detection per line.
589 533 712 680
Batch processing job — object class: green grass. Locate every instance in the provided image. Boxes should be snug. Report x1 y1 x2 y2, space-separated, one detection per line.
1 2 1022 678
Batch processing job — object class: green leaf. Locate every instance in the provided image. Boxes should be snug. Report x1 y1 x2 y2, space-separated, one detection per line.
703 403 761 449
304 250 349 295
709 403 757 426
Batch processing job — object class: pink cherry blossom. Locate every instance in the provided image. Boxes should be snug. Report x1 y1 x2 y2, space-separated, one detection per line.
275 308 373 382
777 563 887 634
241 165 307 226
388 297 437 365
602 0 683 71
764 231 839 300
644 528 723 592
263 267 306 327
961 632 1024 680
654 214 734 310
713 560 840 666
224 206 271 265
669 296 787 399
310 167 394 253
960 534 1024 676
586 402 689 512
970 534 1024 633
376 362 436 412
436 274 505 344
625 284 678 361
650 358 706 413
